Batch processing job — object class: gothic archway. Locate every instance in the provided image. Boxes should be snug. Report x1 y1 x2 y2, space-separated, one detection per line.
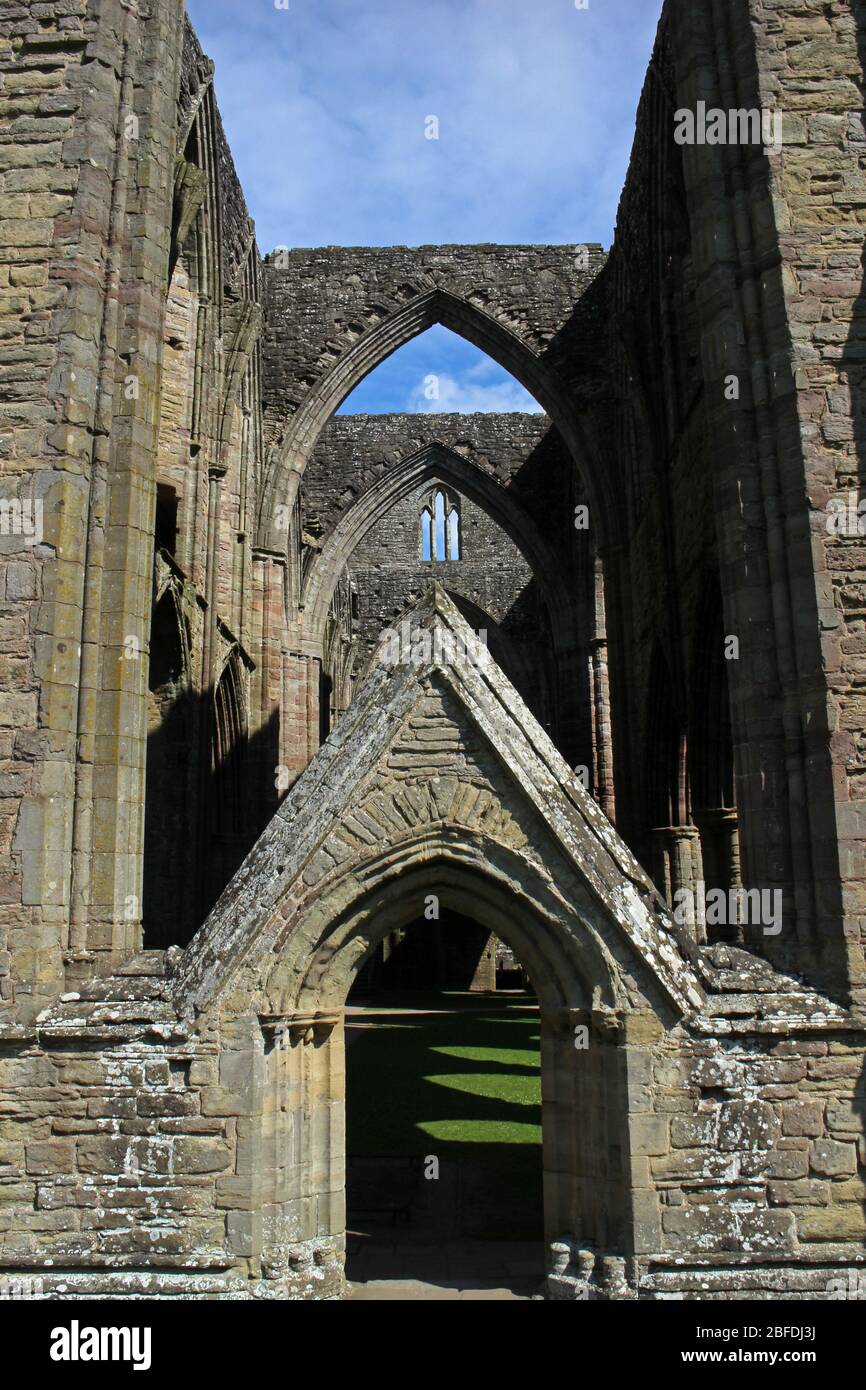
257 288 616 553
173 589 703 1297
260 849 631 1267
300 441 564 645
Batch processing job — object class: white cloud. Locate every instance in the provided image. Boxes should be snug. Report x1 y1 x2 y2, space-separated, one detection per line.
186 0 663 251
407 370 544 415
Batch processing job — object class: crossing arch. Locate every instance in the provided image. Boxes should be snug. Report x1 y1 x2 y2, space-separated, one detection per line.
257 286 616 553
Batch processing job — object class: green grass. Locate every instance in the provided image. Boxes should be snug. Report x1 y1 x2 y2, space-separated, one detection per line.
346 991 543 1238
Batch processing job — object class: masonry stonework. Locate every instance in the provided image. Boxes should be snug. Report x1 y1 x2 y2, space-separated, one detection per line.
0 0 864 1300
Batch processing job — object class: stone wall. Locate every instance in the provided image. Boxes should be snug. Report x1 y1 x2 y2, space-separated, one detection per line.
302 411 567 551
0 0 865 1300
2 593 862 1300
0 0 186 1018
301 411 588 746
257 241 611 553
659 0 866 1005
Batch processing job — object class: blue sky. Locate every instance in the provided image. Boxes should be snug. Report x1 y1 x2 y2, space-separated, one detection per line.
186 0 663 411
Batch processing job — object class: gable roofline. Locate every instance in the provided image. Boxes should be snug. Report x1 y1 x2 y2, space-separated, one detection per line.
173 584 705 1019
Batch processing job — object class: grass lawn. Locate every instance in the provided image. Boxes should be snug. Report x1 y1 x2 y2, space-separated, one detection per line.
346 991 543 1238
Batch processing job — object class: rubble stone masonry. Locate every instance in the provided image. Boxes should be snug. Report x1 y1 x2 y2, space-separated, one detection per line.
0 0 864 1299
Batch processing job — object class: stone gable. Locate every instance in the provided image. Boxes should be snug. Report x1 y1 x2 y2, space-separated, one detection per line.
175 587 705 1025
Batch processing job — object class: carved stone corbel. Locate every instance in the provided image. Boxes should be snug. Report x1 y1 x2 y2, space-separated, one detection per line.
260 1010 341 1048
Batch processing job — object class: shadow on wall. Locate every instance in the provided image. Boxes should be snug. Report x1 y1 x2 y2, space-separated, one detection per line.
143 688 280 950
446 588 557 734
351 911 495 994
492 424 595 769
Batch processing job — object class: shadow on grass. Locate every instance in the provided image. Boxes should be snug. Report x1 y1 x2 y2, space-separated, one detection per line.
346 992 543 1240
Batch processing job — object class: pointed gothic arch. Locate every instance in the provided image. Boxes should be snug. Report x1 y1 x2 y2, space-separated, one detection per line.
300 441 563 646
173 589 703 1295
256 287 615 553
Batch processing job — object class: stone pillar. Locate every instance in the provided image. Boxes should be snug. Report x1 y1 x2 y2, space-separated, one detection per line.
469 932 497 992
648 825 705 942
591 556 616 822
250 550 286 822
258 1010 345 1297
280 651 321 788
695 808 742 887
21 0 186 1000
695 807 743 944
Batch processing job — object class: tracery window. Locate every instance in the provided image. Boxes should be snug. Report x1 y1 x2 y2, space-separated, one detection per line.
421 488 460 561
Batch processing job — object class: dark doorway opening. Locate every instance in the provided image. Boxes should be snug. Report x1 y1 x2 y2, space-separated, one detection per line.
351 908 496 994
345 914 544 1300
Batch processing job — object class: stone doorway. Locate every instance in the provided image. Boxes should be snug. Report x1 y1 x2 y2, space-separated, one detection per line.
173 591 705 1298
343 914 544 1297
247 856 639 1296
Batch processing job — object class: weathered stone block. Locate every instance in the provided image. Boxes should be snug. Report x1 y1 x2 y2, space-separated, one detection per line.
24 1139 75 1175
172 1138 232 1175
809 1139 858 1177
797 1205 866 1243
782 1101 825 1137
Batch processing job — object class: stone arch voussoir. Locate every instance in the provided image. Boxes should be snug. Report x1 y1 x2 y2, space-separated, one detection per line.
259 831 622 1022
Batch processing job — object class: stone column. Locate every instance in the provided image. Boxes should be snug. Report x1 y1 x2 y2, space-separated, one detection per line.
648 825 705 942
250 549 286 823
695 807 743 944
280 651 321 788
469 933 497 992
258 1010 345 1297
591 556 616 822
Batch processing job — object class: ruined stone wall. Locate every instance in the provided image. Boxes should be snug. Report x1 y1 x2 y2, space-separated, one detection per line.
0 0 271 993
645 0 866 1004
559 6 739 969
0 0 95 1019
256 241 612 560
1 962 862 1299
3 592 862 1300
261 243 605 439
0 0 864 1301
141 13 269 944
628 1007 866 1291
578 0 866 1006
301 411 586 739
350 489 544 709
750 0 866 993
0 0 187 1017
0 1018 237 1282
302 411 566 548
